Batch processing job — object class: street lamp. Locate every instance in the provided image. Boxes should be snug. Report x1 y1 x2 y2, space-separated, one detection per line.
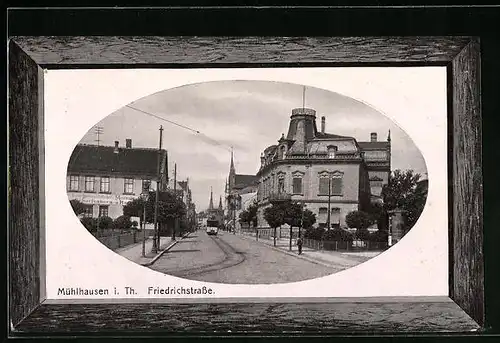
140 180 151 257
300 203 307 238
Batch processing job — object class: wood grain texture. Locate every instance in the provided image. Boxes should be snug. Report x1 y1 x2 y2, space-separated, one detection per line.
452 38 484 326
7 36 484 334
8 40 43 327
14 301 479 334
12 36 472 65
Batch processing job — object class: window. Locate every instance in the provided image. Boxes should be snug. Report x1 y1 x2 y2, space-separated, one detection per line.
83 204 93 218
331 176 343 195
84 176 95 192
98 205 109 217
331 208 341 225
69 175 79 191
318 171 343 196
327 145 338 159
124 178 134 194
281 146 286 160
319 177 330 195
318 208 328 223
292 177 302 194
100 177 110 193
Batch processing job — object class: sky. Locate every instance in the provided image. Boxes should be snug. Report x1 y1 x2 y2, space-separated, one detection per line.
79 80 427 211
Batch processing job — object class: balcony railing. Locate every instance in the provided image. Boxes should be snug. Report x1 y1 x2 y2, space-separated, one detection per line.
268 192 292 203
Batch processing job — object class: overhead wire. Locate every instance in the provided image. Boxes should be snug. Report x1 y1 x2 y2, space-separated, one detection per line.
126 105 233 152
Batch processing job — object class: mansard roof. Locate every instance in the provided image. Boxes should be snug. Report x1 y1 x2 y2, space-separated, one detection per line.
234 174 259 189
358 141 390 150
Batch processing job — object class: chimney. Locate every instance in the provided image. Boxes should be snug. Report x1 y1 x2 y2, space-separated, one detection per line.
126 138 132 148
321 116 326 134
114 141 119 153
370 132 377 142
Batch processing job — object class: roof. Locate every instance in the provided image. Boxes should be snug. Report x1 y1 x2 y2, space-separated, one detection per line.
234 174 258 189
358 141 390 150
314 132 353 140
67 144 165 177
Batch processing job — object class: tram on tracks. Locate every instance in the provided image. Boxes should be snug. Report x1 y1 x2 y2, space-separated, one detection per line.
206 219 219 236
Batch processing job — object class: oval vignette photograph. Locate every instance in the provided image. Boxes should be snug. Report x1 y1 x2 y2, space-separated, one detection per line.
66 80 428 284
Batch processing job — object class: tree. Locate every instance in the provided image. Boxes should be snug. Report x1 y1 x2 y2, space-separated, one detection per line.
122 190 187 225
80 217 97 232
70 199 86 216
263 203 287 246
114 215 133 231
345 210 373 230
246 200 259 227
381 169 428 232
302 209 316 229
123 198 147 221
346 210 373 241
263 204 286 230
239 200 259 228
239 210 250 225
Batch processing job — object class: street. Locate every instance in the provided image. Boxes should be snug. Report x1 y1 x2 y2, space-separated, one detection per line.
149 230 338 284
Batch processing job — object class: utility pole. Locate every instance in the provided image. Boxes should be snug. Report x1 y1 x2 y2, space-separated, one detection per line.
152 125 163 253
94 126 103 146
327 175 332 231
172 163 177 241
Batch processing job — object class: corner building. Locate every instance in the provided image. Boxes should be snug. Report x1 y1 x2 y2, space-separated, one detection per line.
256 108 391 229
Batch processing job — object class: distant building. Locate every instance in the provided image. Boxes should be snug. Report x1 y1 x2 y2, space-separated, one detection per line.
206 188 224 225
225 151 259 228
255 107 391 229
67 139 167 219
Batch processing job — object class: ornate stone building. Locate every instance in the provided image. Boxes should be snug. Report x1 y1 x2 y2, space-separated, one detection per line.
256 107 391 229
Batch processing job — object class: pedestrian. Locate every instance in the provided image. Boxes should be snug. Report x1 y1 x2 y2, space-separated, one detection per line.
297 235 303 255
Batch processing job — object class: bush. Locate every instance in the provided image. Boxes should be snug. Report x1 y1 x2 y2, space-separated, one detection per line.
114 215 132 230
304 227 326 240
322 228 354 242
97 216 114 230
80 217 97 232
369 230 389 242
355 229 371 241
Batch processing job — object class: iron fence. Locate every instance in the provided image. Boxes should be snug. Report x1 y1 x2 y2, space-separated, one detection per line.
303 238 387 251
96 231 140 250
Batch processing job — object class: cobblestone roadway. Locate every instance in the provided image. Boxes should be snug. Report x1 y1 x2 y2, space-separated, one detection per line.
150 230 338 284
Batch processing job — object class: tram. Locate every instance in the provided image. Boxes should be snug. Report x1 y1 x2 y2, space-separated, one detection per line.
206 219 219 236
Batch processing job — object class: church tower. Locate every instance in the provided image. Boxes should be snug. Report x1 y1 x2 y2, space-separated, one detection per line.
228 149 236 191
208 187 214 210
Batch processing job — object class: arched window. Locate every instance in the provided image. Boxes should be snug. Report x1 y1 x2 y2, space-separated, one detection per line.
292 171 304 195
281 146 286 160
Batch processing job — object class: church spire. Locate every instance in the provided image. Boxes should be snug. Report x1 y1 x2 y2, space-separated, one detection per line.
209 187 214 210
218 196 223 210
387 129 391 142
230 148 235 174
228 148 236 191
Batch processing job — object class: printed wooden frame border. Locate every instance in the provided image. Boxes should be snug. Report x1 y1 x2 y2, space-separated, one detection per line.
8 36 483 336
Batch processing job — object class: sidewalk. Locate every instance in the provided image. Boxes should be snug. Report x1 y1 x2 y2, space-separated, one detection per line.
116 234 184 266
238 232 381 269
